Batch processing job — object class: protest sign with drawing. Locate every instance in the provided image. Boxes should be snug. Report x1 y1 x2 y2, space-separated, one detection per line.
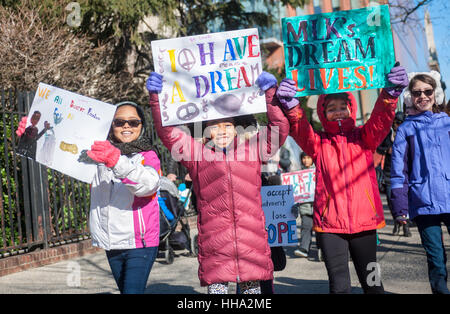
282 5 395 97
261 185 297 247
151 28 266 126
17 83 116 183
281 169 316 203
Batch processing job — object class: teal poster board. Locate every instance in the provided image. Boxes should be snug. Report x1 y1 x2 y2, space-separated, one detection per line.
282 5 395 97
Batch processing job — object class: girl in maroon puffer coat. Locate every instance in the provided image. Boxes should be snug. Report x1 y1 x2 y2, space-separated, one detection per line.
146 71 289 294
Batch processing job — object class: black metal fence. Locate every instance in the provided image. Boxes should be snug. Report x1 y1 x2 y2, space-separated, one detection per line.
0 88 178 257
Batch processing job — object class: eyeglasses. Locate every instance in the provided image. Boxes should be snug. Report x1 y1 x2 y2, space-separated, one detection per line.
112 119 142 128
411 89 434 97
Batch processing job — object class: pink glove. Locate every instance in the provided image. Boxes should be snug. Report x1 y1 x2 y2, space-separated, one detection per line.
86 140 121 168
16 116 27 137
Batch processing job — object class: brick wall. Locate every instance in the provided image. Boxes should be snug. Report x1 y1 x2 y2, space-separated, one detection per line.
0 240 101 277
0 216 198 277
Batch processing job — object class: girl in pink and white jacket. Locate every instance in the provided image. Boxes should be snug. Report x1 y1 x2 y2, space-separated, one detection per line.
82 101 161 294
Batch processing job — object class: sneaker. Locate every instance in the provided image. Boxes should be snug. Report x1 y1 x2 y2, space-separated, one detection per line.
294 248 308 258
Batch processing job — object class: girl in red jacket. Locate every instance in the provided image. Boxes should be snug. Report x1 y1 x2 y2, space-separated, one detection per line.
276 64 408 294
146 71 289 294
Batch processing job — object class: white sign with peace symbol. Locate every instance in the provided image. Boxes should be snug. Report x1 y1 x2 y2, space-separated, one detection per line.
151 28 267 126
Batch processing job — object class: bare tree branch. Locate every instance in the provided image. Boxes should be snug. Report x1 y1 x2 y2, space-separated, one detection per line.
389 0 433 24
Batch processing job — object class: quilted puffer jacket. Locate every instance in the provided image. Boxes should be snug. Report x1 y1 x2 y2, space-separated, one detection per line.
284 90 399 234
149 87 289 286
89 152 161 250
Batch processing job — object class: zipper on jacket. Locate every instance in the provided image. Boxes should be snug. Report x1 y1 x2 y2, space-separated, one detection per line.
138 207 147 247
226 158 241 283
321 194 331 223
364 189 379 218
338 120 353 233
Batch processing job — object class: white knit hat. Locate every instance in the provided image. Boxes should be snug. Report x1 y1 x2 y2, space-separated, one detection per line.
403 70 445 107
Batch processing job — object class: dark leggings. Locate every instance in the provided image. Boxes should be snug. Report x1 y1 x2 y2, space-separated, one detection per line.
317 230 384 294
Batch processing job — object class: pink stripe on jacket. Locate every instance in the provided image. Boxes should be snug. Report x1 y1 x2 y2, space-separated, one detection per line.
132 151 161 248
89 150 161 250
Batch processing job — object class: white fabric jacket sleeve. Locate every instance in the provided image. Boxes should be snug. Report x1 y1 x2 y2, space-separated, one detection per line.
112 155 160 197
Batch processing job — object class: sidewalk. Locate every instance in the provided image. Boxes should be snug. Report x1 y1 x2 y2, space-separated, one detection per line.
0 195 448 294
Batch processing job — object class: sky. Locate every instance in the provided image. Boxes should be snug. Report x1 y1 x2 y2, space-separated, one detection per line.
426 0 450 100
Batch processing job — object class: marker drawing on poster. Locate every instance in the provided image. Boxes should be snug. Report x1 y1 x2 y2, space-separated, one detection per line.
282 5 395 97
151 28 267 126
261 185 298 247
16 83 116 183
281 169 316 203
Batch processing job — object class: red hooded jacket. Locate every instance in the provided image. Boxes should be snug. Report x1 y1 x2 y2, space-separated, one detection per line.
149 87 289 286
285 90 398 234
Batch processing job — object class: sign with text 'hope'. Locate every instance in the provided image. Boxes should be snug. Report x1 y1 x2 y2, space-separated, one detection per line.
282 5 395 97
151 28 266 126
261 185 297 247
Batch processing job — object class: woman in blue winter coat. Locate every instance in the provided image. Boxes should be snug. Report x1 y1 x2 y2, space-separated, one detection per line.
391 72 450 294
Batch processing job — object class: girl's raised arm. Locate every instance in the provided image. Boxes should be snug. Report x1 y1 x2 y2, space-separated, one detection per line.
361 64 408 151
147 73 200 170
277 78 320 160
255 72 290 161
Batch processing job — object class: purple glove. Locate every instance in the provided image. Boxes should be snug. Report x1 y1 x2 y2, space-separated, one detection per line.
146 72 163 93
276 78 299 110
255 71 277 91
385 62 409 97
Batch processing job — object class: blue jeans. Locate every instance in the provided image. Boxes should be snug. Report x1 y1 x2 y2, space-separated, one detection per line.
414 214 450 294
106 246 158 294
